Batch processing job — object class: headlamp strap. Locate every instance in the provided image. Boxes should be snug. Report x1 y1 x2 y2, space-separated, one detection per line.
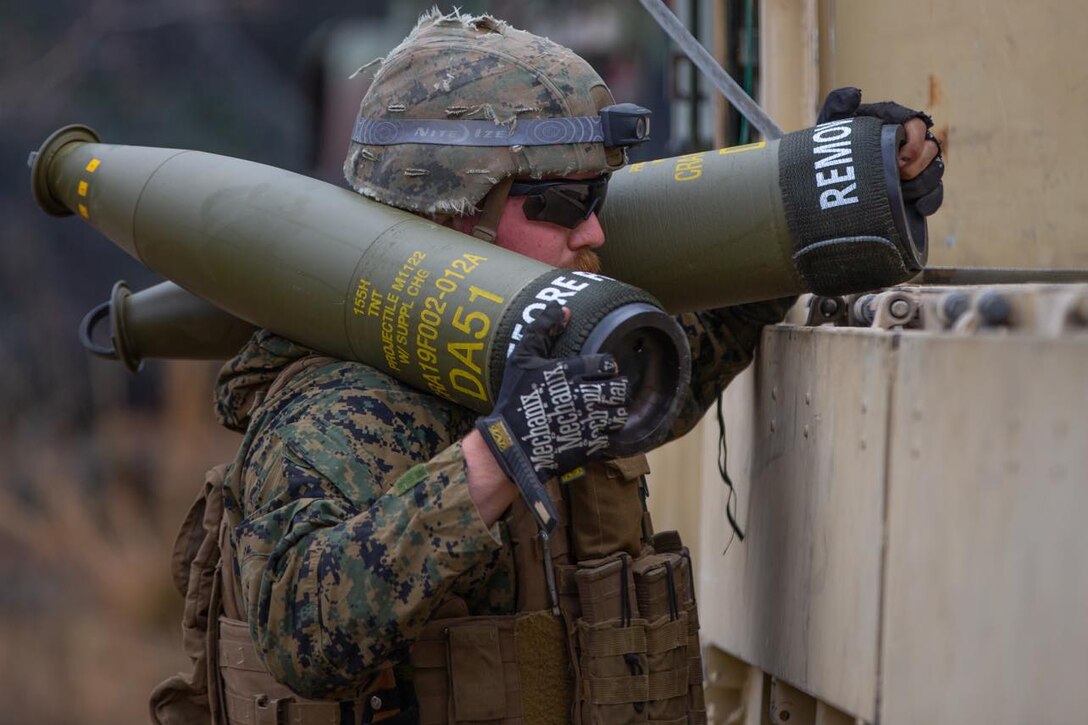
353 117 605 147
351 103 650 149
471 177 513 243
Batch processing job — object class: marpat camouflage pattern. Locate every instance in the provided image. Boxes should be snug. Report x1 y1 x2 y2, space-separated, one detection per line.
214 298 793 700
344 9 625 216
216 331 513 699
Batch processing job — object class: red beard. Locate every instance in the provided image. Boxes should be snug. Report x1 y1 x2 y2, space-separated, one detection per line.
570 249 601 274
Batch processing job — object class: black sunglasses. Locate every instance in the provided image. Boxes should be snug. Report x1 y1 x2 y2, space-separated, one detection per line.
508 174 610 229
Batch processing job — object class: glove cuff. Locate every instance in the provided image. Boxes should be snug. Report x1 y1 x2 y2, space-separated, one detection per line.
856 101 933 129
475 416 560 533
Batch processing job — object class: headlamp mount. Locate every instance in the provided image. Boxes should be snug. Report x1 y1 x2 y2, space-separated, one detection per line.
599 104 652 148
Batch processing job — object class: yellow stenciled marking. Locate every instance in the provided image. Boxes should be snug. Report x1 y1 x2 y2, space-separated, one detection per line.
352 278 371 316
78 204 89 219
77 181 88 197
85 158 101 173
719 141 767 155
627 162 647 174
673 152 705 182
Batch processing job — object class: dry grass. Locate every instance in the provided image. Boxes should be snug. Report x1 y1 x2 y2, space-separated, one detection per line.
0 361 241 724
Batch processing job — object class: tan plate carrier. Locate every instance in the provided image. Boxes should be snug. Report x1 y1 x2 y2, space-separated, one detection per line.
408 456 707 725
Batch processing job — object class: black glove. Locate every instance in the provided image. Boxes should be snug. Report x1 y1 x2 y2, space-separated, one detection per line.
476 302 629 533
818 87 944 217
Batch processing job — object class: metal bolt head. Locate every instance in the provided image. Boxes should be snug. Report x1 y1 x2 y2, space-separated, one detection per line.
853 294 876 325
370 695 383 711
819 297 840 317
977 291 1012 326
890 299 911 318
941 292 971 324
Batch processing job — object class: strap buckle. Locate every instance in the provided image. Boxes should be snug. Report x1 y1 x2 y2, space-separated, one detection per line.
470 177 513 243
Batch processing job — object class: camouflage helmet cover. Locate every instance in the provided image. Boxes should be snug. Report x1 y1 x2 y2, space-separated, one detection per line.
343 10 625 215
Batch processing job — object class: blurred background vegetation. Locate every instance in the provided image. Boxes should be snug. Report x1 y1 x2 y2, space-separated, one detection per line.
1 0 753 721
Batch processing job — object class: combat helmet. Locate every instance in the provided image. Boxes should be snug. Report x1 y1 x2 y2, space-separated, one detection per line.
344 10 649 238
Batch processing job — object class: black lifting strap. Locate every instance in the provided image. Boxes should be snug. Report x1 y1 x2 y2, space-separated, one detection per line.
715 390 745 545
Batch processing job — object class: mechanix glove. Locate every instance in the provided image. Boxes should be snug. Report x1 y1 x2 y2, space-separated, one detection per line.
818 87 945 217
476 302 629 534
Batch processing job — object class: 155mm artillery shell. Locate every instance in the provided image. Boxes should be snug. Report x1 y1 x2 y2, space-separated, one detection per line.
31 125 689 455
601 116 926 311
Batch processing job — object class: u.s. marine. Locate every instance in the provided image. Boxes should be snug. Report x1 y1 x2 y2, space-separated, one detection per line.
151 9 942 725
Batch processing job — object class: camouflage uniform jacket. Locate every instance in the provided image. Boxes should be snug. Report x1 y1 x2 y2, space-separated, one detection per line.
213 297 794 701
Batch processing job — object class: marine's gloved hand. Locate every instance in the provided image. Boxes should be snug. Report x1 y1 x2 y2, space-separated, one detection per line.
476 302 629 533
818 87 944 217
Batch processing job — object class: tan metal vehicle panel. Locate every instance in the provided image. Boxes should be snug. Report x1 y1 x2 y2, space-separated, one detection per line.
881 332 1088 724
695 326 893 721
649 308 1088 723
